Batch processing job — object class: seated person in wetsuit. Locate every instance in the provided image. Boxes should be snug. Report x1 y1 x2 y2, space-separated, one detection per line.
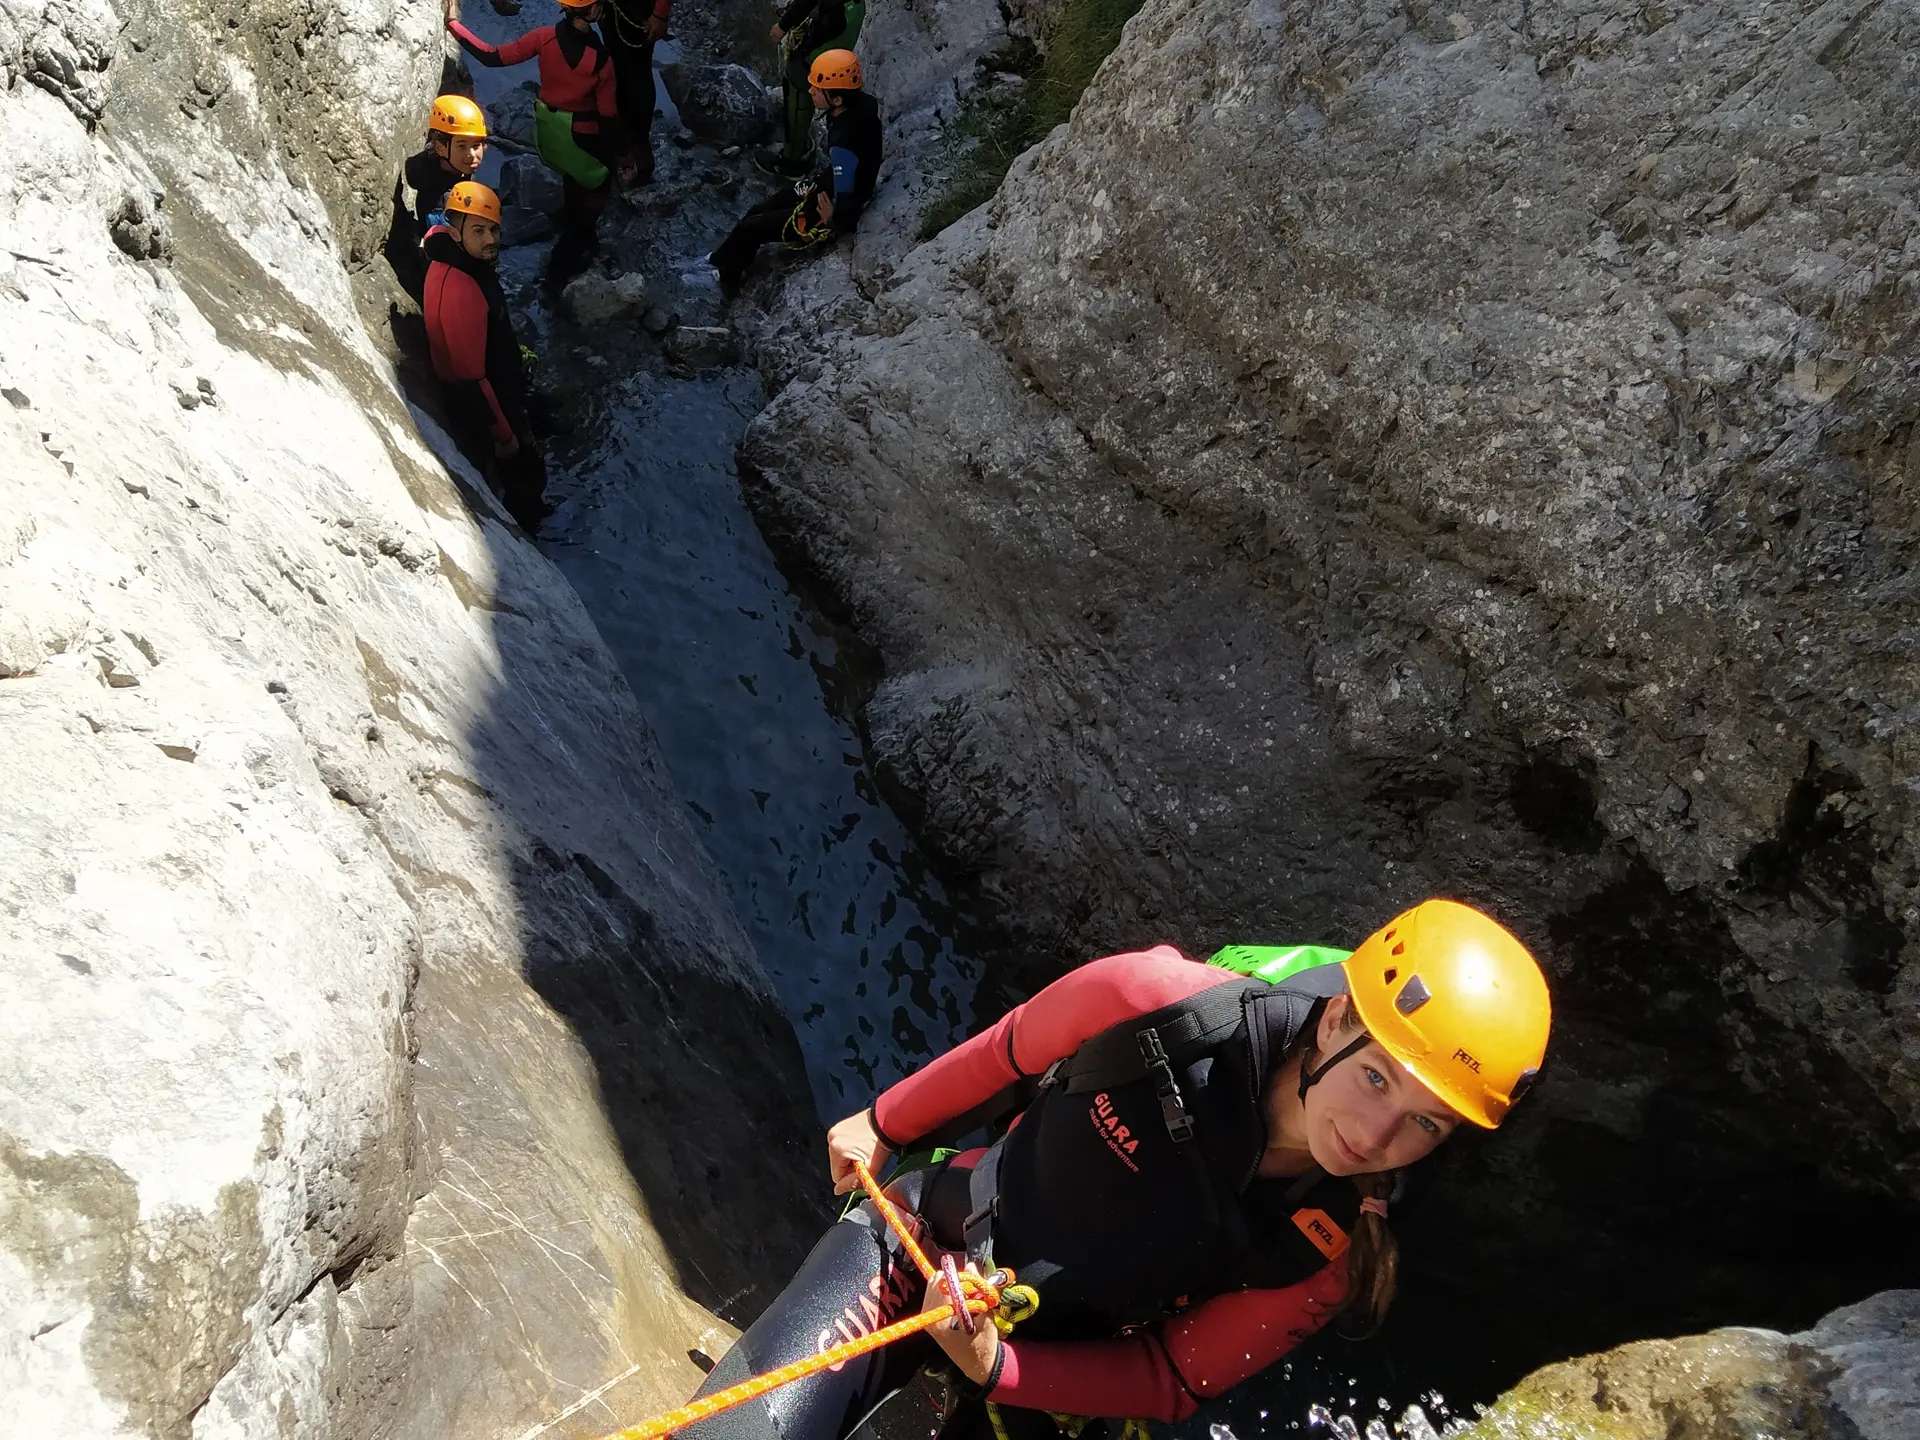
387 93 490 301
710 49 880 289
449 0 636 284
680 901 1552 1440
422 182 550 529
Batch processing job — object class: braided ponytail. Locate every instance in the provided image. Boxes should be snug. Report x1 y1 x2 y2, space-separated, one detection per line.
1337 1169 1399 1335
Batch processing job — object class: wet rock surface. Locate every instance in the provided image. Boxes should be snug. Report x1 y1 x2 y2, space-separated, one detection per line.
1454 1289 1920 1440
742 0 1920 1387
660 61 774 147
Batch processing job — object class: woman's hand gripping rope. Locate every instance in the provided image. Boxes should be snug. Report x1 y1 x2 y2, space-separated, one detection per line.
594 1161 1035 1440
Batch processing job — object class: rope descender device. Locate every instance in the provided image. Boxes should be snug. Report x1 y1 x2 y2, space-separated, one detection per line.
594 1159 1036 1440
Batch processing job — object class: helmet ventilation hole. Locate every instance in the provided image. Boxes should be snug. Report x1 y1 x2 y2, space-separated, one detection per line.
1391 941 1406 956
1383 968 1398 985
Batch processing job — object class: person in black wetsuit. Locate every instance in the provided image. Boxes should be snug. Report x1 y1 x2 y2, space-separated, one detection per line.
387 94 490 301
601 0 671 181
421 182 551 529
710 49 880 287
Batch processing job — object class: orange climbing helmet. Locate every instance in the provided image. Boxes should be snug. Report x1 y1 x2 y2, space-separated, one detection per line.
808 48 863 90
445 181 502 223
1341 899 1551 1129
429 93 488 138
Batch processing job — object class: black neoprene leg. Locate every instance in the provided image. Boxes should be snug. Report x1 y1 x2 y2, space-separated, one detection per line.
711 192 799 282
678 1208 932 1440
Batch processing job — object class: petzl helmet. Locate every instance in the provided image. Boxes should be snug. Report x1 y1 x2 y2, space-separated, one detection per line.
429 94 488 138
808 48 863 90
1342 899 1550 1129
445 181 502 223
558 0 601 10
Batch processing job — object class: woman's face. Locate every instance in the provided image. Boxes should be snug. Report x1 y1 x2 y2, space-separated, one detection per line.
1301 999 1461 1175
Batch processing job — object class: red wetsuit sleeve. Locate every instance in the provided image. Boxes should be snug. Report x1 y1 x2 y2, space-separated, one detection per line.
871 947 1235 1147
476 379 513 443
989 1263 1349 1421
448 19 548 66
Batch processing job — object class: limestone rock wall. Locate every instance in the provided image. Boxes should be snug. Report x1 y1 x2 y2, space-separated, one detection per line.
742 0 1920 1357
0 2 820 1436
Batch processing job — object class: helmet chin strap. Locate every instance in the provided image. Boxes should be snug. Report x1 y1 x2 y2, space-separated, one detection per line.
1298 1031 1374 1102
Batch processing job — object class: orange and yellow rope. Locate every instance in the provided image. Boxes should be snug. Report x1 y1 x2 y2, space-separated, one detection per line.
596 1160 1007 1440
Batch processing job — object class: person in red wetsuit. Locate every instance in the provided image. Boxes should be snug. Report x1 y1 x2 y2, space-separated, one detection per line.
680 901 1552 1440
422 182 549 529
448 0 636 284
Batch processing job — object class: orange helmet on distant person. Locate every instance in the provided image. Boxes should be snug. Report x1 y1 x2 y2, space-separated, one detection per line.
429 94 488 138
1342 899 1551 1129
445 181 502 224
808 48 862 90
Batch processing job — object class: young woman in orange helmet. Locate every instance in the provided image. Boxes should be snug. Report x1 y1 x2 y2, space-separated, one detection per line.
680 900 1552 1440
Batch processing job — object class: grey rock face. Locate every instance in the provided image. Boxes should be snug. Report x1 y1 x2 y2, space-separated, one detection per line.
498 152 566 217
2 0 117 123
1797 1289 1920 1440
661 62 773 146
562 268 652 327
668 323 736 369
485 80 541 152
0 0 822 1435
744 0 1920 1352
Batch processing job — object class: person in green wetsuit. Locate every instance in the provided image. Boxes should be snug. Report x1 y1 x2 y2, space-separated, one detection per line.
760 0 866 177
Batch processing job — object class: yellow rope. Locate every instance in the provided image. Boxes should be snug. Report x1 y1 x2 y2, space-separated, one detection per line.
593 1159 1011 1440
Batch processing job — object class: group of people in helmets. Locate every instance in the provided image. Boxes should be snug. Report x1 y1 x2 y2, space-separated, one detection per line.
387 0 882 528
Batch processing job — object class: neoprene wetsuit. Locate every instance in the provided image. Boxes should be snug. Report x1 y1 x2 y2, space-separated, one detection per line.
385 148 470 300
601 0 670 175
448 17 624 278
423 224 530 446
682 948 1357 1440
711 91 882 283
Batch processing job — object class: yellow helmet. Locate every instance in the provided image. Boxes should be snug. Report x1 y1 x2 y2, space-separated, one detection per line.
1342 899 1550 1129
445 181 502 224
429 94 488 139
808 48 863 90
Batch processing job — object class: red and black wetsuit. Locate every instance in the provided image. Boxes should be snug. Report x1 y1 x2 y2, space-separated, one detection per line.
448 17 624 278
448 19 622 144
422 224 530 447
875 948 1351 1419
686 950 1358 1440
